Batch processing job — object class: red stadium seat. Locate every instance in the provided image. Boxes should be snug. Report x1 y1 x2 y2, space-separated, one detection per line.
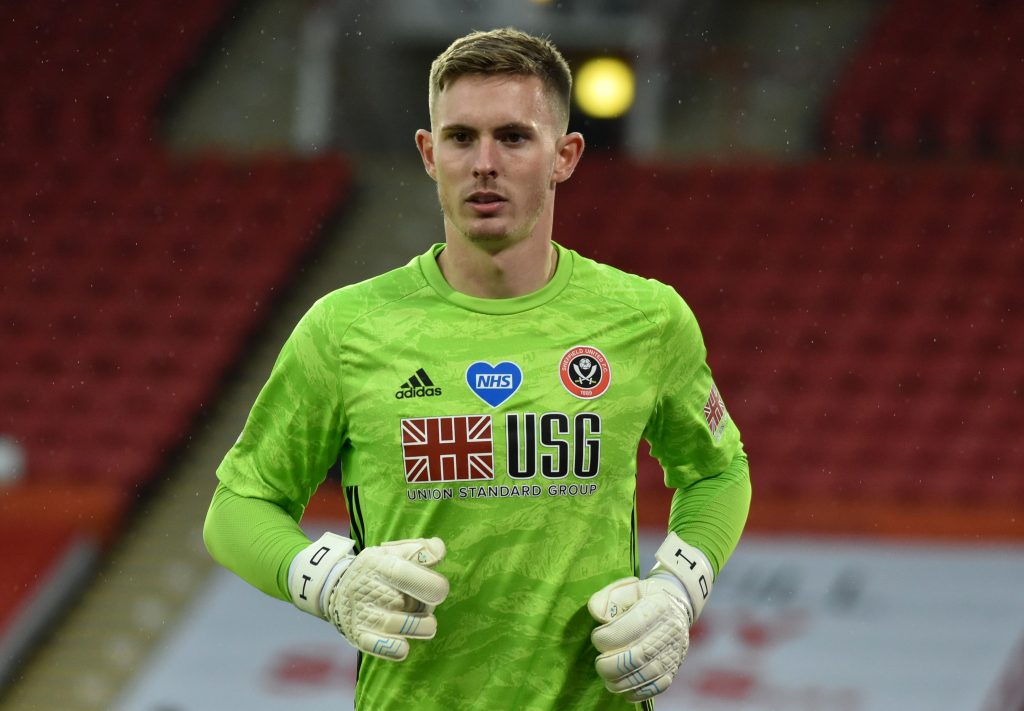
825 0 1024 161
558 158 1023 513
0 0 352 496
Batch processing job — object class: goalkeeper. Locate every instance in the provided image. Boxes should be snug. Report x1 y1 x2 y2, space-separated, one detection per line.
204 27 750 710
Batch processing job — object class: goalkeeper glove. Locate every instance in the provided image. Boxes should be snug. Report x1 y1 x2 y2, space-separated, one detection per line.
587 532 714 702
288 532 449 661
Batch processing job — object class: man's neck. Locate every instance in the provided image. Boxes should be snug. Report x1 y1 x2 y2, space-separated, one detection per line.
437 235 558 299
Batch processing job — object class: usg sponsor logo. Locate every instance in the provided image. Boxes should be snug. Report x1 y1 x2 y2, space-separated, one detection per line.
401 415 494 482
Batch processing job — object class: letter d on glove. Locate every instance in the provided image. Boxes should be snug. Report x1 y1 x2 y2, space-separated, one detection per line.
289 534 450 662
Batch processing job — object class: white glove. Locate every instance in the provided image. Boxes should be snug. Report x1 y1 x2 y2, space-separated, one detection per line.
587 533 714 702
288 532 449 661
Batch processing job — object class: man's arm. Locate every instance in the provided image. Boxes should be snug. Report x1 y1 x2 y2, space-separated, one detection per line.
589 286 751 702
203 481 450 662
203 480 309 601
667 449 751 578
588 450 750 701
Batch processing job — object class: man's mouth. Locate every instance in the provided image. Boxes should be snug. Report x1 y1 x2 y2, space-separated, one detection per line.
467 192 506 204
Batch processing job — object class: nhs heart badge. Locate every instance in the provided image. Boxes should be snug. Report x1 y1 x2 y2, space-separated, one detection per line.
466 361 523 408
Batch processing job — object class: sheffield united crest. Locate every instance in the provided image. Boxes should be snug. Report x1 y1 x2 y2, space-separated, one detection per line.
559 346 611 400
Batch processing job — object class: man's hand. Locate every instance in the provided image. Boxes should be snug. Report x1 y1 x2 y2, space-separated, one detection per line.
587 533 714 702
289 533 449 661
588 576 691 701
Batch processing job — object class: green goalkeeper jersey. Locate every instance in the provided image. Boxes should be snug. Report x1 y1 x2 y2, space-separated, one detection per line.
217 242 744 710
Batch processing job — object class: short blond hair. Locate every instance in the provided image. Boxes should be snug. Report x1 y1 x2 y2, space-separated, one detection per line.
428 28 572 131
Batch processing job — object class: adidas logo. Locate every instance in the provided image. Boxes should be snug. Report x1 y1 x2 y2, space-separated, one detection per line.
395 368 442 399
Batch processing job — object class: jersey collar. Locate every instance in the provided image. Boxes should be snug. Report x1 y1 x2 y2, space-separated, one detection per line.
418 242 573 315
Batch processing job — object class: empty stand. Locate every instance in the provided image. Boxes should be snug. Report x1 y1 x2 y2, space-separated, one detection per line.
0 1 351 660
0 1 351 494
558 159 1023 513
824 0 1024 161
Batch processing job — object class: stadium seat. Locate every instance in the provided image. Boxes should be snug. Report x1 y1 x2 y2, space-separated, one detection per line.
825 0 1024 161
558 157 1022 512
0 0 351 498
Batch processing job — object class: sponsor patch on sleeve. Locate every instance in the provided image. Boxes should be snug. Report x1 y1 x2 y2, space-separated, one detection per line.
703 384 729 442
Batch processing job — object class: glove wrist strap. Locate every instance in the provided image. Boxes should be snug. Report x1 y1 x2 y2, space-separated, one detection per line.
288 532 356 618
652 532 714 622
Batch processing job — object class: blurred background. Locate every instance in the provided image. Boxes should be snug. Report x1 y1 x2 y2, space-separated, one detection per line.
0 0 1022 709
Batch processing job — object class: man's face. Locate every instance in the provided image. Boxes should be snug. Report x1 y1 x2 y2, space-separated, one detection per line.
416 74 579 250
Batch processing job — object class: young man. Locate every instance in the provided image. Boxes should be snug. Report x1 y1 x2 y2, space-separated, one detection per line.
205 28 750 710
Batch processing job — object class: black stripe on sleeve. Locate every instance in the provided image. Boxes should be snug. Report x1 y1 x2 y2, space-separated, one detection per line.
630 488 639 578
344 485 366 552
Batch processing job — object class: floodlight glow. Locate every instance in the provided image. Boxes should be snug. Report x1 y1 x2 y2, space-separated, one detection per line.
574 57 635 119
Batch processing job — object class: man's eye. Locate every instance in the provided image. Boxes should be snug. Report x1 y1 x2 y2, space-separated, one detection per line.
503 133 524 144
451 132 470 143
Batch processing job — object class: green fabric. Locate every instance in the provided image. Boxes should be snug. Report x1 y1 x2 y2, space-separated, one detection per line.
214 243 749 711
203 481 309 601
667 451 751 577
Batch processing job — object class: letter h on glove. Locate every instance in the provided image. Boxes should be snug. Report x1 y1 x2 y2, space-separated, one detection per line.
288 532 450 661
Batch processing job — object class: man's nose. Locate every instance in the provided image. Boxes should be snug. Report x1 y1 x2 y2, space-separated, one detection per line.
473 138 498 179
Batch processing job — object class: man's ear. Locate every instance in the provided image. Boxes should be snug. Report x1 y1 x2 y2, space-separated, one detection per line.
552 131 585 185
415 129 437 181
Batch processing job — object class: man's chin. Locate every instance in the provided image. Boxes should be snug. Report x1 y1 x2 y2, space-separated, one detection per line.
463 229 520 251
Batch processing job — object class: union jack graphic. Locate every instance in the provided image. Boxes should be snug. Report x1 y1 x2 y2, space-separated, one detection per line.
704 385 728 442
401 415 494 483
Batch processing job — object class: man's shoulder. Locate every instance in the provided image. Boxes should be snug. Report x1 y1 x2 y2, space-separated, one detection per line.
565 247 685 321
308 253 430 326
